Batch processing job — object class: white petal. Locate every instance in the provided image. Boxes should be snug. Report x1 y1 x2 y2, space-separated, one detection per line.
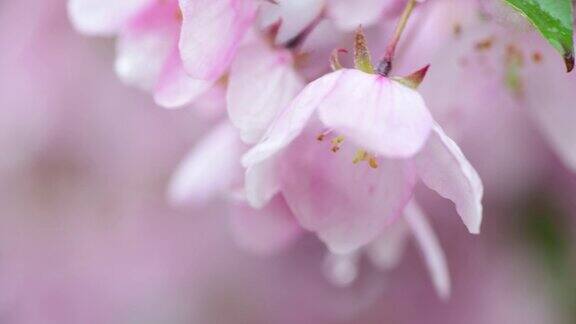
415 124 483 234
154 49 213 109
404 200 450 300
259 0 325 44
179 0 257 80
279 137 417 254
318 69 434 159
68 0 151 35
241 70 344 167
366 219 409 270
322 251 360 287
227 40 304 144
114 3 179 90
115 31 174 90
168 122 243 205
245 157 281 209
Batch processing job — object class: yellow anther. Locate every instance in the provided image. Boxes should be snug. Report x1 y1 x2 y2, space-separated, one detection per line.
368 156 379 169
353 150 368 164
352 150 379 169
331 136 345 152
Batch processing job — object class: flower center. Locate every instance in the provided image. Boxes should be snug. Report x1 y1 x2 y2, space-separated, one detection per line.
316 130 379 169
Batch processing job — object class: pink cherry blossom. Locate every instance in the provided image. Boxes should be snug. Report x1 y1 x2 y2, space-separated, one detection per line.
69 0 211 108
170 119 449 292
243 68 483 254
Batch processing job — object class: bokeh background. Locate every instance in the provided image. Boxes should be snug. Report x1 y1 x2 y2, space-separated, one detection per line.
0 0 575 323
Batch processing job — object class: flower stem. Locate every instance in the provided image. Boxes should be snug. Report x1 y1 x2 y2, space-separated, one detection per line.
377 0 418 76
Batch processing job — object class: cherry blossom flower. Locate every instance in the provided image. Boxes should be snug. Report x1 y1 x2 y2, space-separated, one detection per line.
169 121 450 296
68 0 211 108
242 30 483 254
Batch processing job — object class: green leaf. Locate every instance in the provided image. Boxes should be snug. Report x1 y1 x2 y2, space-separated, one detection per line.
504 0 574 72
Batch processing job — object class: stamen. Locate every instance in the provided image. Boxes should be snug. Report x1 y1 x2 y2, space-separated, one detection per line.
368 156 379 169
352 150 379 168
331 136 344 152
352 150 368 164
316 129 334 141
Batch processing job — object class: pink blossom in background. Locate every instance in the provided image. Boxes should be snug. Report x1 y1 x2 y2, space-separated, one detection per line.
0 0 575 323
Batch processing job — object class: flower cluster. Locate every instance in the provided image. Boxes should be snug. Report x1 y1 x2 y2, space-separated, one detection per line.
68 0 576 299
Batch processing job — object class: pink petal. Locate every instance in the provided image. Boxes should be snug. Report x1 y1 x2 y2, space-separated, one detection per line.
318 69 434 158
322 251 360 287
242 70 344 168
414 125 483 234
168 122 243 206
404 200 450 300
114 1 180 90
259 0 324 44
245 157 281 209
366 218 409 270
227 40 304 144
279 132 417 254
68 0 152 35
154 48 213 108
229 195 301 255
178 0 257 80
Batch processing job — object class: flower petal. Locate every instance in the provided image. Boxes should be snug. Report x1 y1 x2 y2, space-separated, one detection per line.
404 200 450 300
414 124 483 234
322 251 360 287
242 70 344 168
68 0 151 35
154 48 213 108
318 69 434 158
245 157 281 209
178 0 257 80
229 195 301 255
227 40 304 144
280 132 417 254
259 0 324 44
366 218 409 270
168 122 243 206
114 2 180 90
